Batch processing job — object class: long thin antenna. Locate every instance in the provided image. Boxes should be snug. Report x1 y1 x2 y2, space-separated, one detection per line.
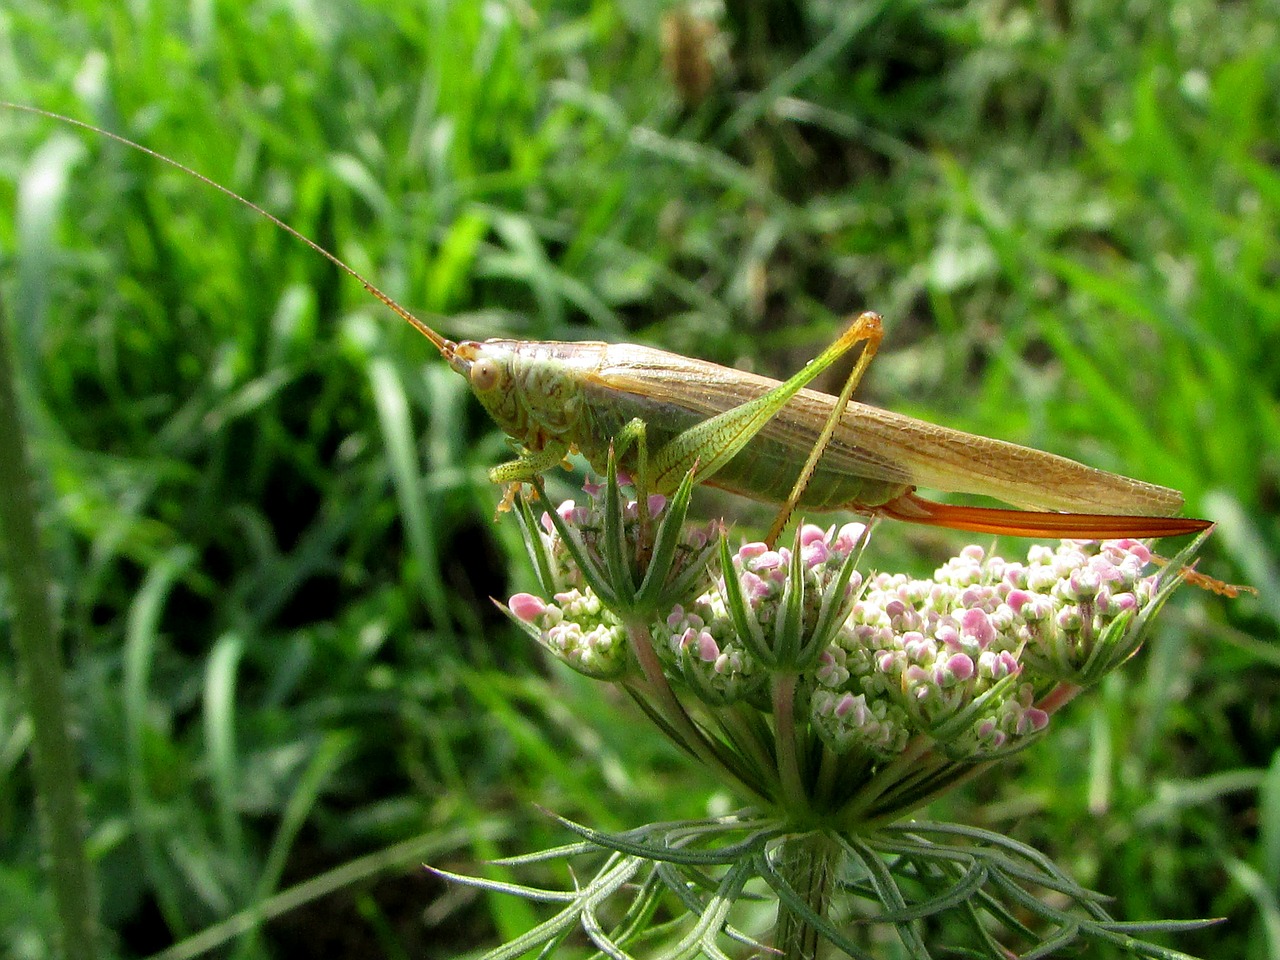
2 102 454 357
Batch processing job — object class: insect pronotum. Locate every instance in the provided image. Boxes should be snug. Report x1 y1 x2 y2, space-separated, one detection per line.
5 104 1216 555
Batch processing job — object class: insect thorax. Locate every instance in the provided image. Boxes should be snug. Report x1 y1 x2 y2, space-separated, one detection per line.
478 340 601 452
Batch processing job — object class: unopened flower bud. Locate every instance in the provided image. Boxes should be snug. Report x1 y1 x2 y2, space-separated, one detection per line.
509 593 547 622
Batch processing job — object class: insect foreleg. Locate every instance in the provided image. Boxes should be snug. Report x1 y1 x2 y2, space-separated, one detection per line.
489 441 571 511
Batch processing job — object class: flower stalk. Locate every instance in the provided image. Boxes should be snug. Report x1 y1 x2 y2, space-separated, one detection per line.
0 292 99 960
772 831 838 960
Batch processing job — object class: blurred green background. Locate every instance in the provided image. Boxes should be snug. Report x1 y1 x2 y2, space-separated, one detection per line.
1 0 1277 957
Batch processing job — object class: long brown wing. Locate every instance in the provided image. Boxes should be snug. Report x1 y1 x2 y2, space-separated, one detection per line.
591 343 1184 517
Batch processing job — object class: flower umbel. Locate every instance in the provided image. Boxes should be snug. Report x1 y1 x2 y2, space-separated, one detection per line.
507 481 1189 818
485 471 1213 959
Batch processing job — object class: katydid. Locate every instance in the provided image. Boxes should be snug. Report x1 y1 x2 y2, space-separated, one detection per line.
5 104 1212 546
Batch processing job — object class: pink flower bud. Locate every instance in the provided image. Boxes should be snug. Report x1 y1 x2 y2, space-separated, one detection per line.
850 697 872 725
946 653 975 681
833 523 866 553
1069 568 1101 599
979 650 1019 680
1006 589 1033 614
1118 539 1150 563
741 571 769 602
753 550 784 571
1017 708 1050 735
1026 595 1053 622
1000 563 1026 588
935 623 961 650
799 524 829 546
902 631 931 661
1105 592 1138 614
1056 606 1083 632
961 607 996 648
905 664 931 686
509 593 547 622
802 539 831 568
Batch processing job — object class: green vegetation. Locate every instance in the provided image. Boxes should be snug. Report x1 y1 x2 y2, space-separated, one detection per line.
0 0 1276 956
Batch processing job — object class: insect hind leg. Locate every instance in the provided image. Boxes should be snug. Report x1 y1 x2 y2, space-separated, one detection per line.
764 312 883 547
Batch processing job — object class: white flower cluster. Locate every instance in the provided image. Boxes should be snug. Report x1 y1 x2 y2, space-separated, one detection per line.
505 497 636 678
811 540 1161 759
656 600 760 705
733 525 867 629
507 480 1168 765
507 484 718 679
1007 539 1157 678
509 588 628 679
653 523 868 704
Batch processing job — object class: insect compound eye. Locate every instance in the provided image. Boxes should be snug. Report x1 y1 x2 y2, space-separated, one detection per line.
469 356 503 392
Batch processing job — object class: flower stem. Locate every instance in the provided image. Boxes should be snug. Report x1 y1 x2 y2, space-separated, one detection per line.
813 743 840 809
771 672 808 815
835 734 935 826
719 704 782 797
0 291 99 960
624 618 769 803
1037 681 1084 715
773 831 839 960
